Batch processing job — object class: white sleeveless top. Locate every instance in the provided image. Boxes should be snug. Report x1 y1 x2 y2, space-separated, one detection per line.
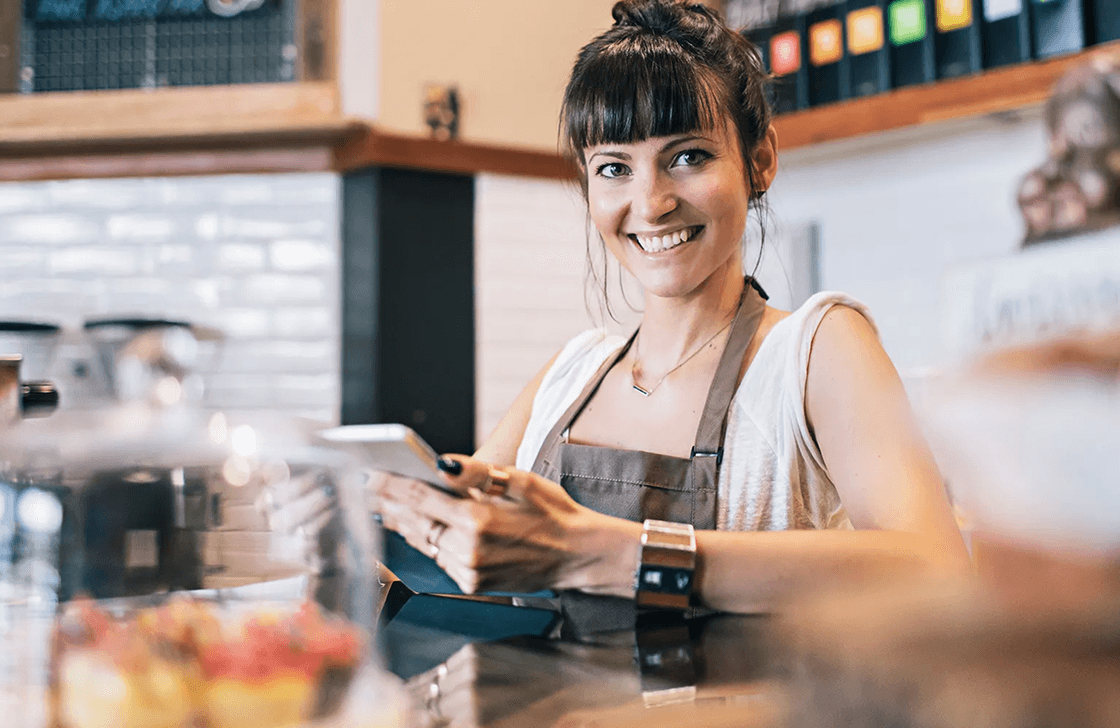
516 292 875 532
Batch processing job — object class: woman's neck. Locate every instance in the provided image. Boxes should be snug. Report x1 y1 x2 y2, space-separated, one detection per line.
636 265 746 370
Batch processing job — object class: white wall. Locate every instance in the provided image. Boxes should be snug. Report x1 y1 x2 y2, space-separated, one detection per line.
338 0 380 119
768 109 1047 376
473 110 1050 443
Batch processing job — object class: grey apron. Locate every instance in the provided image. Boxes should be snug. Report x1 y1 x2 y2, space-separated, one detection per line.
530 278 768 635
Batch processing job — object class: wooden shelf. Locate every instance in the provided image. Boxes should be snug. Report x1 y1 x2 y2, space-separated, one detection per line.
775 41 1120 151
334 131 577 180
0 81 577 182
0 82 351 152
0 81 366 181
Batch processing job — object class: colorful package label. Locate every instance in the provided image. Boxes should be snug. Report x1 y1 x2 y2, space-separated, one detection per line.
889 0 928 45
771 31 802 76
848 6 886 55
936 0 973 32
810 19 844 66
983 0 1023 21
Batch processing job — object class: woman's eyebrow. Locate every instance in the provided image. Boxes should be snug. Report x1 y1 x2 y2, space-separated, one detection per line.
660 135 710 152
587 150 631 163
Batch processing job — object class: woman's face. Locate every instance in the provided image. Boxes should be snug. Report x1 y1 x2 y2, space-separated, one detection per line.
584 120 751 301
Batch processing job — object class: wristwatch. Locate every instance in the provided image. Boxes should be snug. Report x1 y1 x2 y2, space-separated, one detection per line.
634 519 697 610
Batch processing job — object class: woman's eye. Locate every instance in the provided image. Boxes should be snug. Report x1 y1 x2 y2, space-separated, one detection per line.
672 149 712 167
595 162 629 179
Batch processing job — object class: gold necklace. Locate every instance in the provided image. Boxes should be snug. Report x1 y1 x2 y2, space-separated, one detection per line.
631 315 736 397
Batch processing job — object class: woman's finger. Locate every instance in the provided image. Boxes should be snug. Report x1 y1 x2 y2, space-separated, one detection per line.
434 455 495 496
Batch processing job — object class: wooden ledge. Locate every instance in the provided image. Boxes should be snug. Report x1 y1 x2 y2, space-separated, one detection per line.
0 80 577 182
0 82 352 153
775 41 1120 151
0 81 365 181
334 131 577 180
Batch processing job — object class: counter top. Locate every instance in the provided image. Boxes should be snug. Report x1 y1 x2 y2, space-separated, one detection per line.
381 606 781 728
377 558 1120 728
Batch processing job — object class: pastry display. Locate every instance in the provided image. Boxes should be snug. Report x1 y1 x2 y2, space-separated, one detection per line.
48 597 365 728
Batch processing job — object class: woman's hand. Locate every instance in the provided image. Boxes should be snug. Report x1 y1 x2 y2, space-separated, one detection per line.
370 457 641 596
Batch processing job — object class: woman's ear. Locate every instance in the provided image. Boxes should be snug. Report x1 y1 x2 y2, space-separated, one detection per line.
752 124 779 197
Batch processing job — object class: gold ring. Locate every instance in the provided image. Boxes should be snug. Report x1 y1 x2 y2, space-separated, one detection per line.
485 467 511 497
425 520 447 558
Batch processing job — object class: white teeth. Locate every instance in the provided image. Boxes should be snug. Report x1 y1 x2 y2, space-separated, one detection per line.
634 227 696 252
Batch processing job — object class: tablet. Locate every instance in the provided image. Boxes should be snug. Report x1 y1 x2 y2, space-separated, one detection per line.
317 423 460 496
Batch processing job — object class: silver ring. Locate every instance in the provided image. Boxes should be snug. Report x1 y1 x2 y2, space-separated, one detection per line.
425 520 447 559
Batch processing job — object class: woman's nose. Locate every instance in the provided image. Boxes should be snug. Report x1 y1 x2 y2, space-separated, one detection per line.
632 172 678 222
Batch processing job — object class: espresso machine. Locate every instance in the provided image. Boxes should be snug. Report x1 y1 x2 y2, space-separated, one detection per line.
2 321 373 612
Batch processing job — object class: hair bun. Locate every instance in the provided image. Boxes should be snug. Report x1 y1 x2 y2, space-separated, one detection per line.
611 0 680 33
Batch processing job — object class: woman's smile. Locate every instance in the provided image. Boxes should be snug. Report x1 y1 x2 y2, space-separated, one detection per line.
629 225 705 253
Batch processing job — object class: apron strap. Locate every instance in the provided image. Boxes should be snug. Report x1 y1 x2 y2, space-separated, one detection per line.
530 329 638 480
691 277 768 460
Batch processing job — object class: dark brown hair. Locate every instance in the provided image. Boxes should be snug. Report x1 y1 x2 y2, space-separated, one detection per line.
560 0 773 319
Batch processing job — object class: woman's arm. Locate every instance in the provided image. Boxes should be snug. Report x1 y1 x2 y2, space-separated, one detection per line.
566 306 971 612
471 352 559 466
805 306 964 543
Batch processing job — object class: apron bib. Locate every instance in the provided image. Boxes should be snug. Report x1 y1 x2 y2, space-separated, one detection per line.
530 278 768 635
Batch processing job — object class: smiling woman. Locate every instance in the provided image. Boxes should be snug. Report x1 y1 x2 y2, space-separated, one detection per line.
370 0 970 625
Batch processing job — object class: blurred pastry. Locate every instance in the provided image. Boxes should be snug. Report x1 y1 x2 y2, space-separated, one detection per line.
49 597 364 728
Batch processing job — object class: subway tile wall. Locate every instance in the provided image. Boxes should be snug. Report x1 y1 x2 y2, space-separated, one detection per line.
0 173 342 424
474 174 641 446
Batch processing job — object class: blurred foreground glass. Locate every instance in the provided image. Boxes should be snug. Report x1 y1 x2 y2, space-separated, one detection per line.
0 328 404 727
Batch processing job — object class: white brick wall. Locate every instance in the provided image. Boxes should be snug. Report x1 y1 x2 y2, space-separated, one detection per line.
0 173 342 424
473 110 1048 445
474 174 641 445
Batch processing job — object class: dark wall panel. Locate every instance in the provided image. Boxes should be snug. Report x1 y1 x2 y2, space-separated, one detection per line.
341 168 475 457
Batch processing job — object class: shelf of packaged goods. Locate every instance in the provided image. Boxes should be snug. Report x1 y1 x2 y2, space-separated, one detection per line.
774 41 1120 151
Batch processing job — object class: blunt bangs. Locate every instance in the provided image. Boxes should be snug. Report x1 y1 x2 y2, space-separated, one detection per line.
562 38 725 166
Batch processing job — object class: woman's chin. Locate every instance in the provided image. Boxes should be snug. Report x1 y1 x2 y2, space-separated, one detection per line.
625 257 742 302
630 270 708 301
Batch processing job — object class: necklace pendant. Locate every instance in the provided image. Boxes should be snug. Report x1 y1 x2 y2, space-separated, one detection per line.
632 383 651 396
